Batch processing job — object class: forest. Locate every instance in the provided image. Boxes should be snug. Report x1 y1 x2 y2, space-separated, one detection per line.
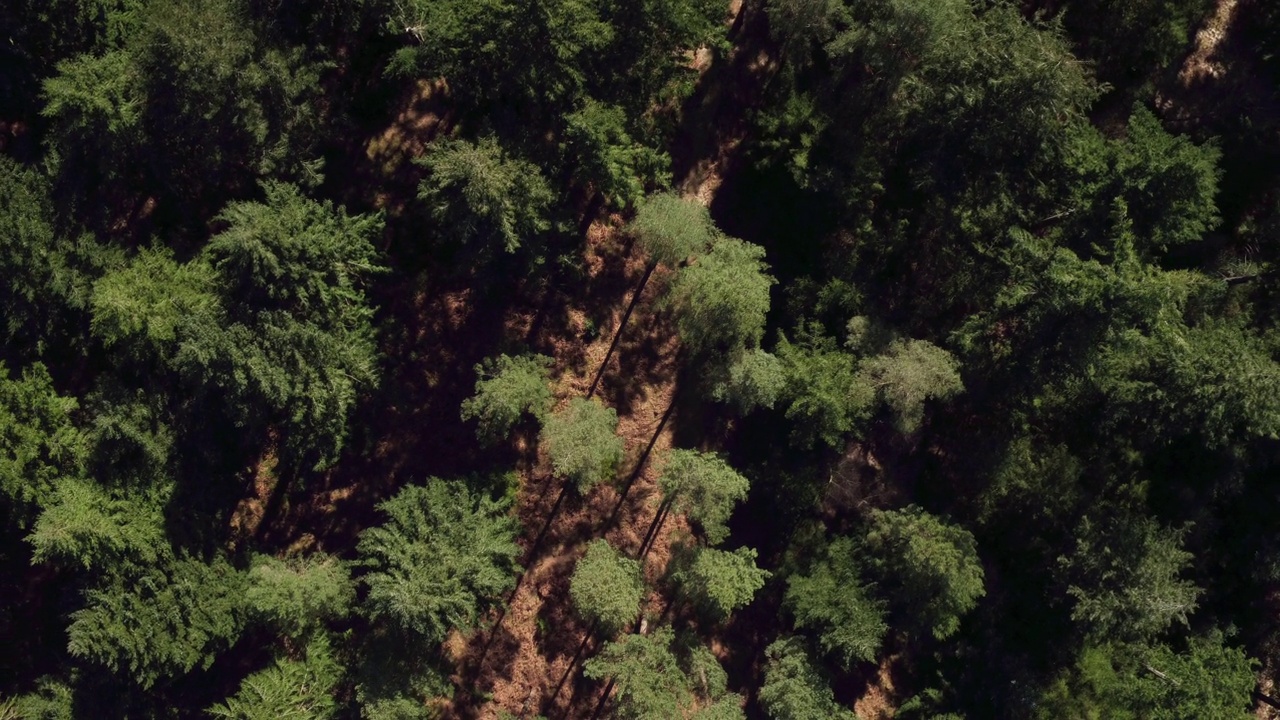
4 0 1280 717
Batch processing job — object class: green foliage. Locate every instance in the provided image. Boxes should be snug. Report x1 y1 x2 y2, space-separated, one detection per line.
583 628 694 720
209 637 342 719
415 137 554 254
692 695 747 720
1037 633 1257 719
785 536 887 668
776 336 875 449
1060 0 1213 83
460 354 554 444
89 248 217 361
3 677 75 720
664 237 774 356
709 349 787 414
863 506 985 641
659 450 750 545
0 363 85 529
26 479 164 571
357 480 519 643
540 397 624 492
136 0 329 204
67 554 248 688
629 193 716 267
176 182 385 470
566 101 668 209
0 157 105 359
570 539 645 635
757 637 855 720
672 546 769 618
859 338 963 433
1058 515 1200 640
245 553 354 640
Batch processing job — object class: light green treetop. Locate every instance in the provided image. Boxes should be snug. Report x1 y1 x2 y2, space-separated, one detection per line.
570 539 645 636
541 397 624 492
659 449 750 545
460 354 554 444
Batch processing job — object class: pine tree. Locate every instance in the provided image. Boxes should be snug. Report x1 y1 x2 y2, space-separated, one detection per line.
67 554 249 688
757 637 855 720
460 354 554 445
0 363 86 530
245 553 354 640
663 236 774 357
659 450 750 546
785 537 886 668
570 539 645 636
863 506 985 641
583 628 694 720
356 480 519 643
672 546 769 619
208 636 342 720
540 397 624 492
629 193 716 267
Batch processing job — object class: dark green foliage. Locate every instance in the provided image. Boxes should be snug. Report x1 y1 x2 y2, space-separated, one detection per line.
570 539 645 635
1058 515 1200 640
1037 633 1257 719
757 637 855 720
629 193 716 267
672 546 769 619
785 537 887 667
659 450 750 545
0 158 106 359
67 554 248 688
208 636 342 719
356 480 519 643
1058 0 1213 83
540 397 624 492
775 336 874 449
460 354 554 444
3 677 75 720
663 237 774 356
863 506 985 641
566 101 669 209
0 363 85 530
176 182 385 470
245 553 354 640
415 137 554 254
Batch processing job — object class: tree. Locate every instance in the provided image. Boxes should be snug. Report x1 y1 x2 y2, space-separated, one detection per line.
776 335 875 449
662 236 774 356
757 637 856 720
785 537 887 668
858 338 963 434
175 182 385 470
67 554 248 688
659 450 750 545
245 553 354 640
570 539 645 635
709 348 787 414
0 157 106 362
672 546 769 619
565 101 669 210
540 397 624 492
629 193 716 268
863 506 985 640
460 354 554 444
26 479 165 572
583 628 694 720
415 137 554 254
1037 632 1257 720
89 247 217 364
208 636 342 719
1058 514 1200 640
0 363 85 530
356 480 519 643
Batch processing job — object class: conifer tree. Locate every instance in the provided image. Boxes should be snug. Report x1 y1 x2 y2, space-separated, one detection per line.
662 236 774 357
659 450 750 546
461 354 554 445
245 553 354 640
540 397 624 492
356 480 519 643
757 637 855 720
570 539 645 636
785 537 887 668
